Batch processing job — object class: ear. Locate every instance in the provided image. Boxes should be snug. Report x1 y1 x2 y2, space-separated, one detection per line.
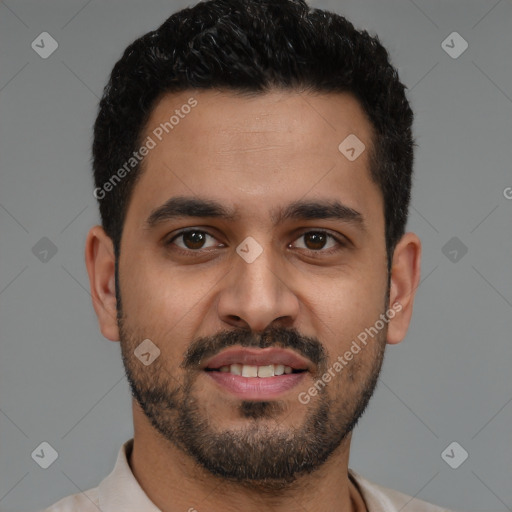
386 232 422 345
84 225 120 342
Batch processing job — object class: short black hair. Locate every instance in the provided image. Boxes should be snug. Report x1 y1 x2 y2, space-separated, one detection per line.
92 0 415 269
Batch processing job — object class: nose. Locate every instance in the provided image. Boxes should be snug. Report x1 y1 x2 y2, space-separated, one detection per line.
217 241 300 333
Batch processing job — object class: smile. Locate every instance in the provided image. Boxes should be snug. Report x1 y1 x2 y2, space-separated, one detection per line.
205 363 306 377
201 347 311 399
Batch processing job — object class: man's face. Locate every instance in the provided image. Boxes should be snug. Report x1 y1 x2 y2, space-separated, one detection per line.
116 89 390 486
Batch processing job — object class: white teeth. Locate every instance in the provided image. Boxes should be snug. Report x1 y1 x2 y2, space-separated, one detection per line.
216 363 297 377
257 365 274 377
241 365 258 377
230 363 242 376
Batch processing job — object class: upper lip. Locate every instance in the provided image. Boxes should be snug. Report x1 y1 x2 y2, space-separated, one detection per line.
202 347 312 371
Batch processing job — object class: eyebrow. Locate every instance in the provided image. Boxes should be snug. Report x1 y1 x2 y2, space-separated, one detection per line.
144 196 366 232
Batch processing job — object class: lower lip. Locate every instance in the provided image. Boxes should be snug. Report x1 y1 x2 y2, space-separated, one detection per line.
205 371 307 400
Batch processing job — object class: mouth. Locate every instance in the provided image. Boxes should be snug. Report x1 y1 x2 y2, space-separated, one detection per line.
201 347 311 400
205 363 306 377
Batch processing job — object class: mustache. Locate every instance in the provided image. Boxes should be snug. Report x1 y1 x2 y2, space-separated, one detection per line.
181 326 328 371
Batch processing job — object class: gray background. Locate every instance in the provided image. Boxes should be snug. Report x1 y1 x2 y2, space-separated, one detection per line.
0 0 511 511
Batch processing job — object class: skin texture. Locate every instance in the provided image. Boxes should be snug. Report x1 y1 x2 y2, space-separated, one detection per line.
85 89 421 512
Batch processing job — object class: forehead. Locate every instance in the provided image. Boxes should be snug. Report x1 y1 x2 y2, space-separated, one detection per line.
144 88 374 159
128 89 382 231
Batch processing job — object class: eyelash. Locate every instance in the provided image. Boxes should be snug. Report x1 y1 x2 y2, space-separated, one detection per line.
165 229 347 257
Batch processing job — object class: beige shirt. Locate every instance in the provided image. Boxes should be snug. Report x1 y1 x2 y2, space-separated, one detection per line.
40 439 455 512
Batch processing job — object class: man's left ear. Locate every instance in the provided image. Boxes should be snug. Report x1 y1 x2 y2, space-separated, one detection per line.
386 232 422 345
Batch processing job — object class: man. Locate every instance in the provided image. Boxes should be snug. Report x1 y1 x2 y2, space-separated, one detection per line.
42 0 455 510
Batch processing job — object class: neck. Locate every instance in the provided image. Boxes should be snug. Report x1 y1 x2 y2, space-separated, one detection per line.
128 404 367 512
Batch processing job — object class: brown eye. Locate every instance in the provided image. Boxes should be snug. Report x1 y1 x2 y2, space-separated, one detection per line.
303 232 327 250
168 230 218 251
182 231 207 249
291 231 345 254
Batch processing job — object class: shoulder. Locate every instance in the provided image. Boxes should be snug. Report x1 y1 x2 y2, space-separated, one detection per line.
349 469 458 512
38 486 99 512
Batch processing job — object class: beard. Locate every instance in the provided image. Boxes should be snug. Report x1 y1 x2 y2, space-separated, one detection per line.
116 276 388 489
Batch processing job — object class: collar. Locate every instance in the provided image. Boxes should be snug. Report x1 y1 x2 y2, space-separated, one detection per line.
98 438 160 511
97 438 433 512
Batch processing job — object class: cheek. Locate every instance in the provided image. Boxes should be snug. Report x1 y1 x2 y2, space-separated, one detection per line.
119 259 221 356
314 273 385 326
308 272 387 364
121 254 212 322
